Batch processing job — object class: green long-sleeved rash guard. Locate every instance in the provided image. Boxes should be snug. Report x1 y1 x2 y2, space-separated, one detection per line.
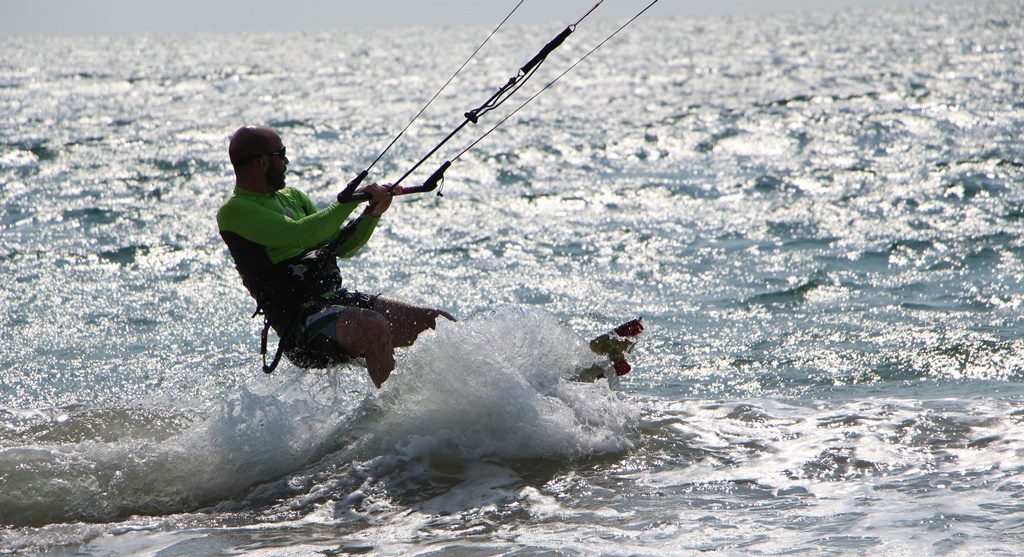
217 186 378 262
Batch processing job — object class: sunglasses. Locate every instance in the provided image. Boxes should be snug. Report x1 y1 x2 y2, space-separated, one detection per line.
241 146 286 164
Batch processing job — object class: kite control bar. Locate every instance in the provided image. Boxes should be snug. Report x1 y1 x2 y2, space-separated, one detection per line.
340 160 451 204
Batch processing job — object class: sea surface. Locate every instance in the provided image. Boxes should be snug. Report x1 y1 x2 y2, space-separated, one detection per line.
2 1 1024 555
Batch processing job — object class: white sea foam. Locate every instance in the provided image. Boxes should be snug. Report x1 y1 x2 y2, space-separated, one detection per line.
364 307 637 460
0 390 339 528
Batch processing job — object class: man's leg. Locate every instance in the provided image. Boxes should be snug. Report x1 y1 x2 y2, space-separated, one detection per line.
333 307 395 388
372 296 456 347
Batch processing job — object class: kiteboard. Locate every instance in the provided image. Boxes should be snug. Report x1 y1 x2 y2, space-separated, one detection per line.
572 318 644 382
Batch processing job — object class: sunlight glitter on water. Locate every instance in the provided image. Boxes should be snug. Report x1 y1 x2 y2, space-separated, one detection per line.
3 0 1024 554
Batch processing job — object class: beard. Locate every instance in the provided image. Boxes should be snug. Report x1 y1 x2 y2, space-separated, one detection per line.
266 164 286 191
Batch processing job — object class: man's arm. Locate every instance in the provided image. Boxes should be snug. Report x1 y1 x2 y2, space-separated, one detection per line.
331 183 397 258
333 215 380 258
217 196 358 250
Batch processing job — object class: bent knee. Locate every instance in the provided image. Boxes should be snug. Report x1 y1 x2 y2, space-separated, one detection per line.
360 309 391 340
336 308 391 349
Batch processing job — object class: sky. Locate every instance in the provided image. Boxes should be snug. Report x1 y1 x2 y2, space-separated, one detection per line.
0 0 939 38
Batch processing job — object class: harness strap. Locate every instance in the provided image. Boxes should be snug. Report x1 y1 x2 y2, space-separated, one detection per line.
260 319 269 355
260 317 288 374
255 300 289 374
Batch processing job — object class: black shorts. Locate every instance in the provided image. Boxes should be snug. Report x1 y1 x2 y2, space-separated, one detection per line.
286 290 379 368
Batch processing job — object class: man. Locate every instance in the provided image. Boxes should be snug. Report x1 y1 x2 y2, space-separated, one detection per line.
217 125 454 388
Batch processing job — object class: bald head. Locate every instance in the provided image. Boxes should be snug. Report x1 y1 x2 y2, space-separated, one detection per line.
229 125 288 193
229 126 281 168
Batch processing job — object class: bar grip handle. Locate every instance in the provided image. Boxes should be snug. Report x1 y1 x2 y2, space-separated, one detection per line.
345 161 451 203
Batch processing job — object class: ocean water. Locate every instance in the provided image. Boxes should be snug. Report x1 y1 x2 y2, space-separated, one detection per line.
2 1 1024 554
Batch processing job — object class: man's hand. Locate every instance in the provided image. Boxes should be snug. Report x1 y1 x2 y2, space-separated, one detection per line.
361 183 402 216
